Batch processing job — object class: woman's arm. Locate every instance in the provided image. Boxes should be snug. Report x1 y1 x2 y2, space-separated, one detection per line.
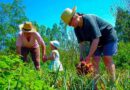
16 33 22 55
35 32 46 57
41 43 46 56
16 46 21 55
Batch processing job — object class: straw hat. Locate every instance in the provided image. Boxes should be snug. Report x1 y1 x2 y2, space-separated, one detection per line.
61 6 77 25
19 21 36 32
50 40 60 49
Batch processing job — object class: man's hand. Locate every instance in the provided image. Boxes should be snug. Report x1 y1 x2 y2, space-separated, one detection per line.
85 56 91 64
76 60 94 75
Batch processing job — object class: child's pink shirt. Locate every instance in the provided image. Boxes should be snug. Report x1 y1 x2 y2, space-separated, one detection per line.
16 31 45 48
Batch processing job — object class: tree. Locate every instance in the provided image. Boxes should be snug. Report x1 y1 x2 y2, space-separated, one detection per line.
115 7 130 42
0 0 28 51
51 23 62 41
39 25 46 37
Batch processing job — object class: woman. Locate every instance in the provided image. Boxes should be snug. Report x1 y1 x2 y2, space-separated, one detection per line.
16 21 46 70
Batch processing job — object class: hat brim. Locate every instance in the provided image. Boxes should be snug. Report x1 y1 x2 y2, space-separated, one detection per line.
50 41 53 45
50 41 59 49
50 41 56 47
72 6 77 16
19 24 36 32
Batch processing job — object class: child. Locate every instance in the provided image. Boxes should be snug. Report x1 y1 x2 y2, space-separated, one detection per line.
43 40 63 72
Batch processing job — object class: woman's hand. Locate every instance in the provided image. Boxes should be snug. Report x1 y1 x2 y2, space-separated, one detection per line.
42 55 47 62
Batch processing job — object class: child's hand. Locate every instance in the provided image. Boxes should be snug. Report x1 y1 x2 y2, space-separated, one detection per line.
42 55 47 62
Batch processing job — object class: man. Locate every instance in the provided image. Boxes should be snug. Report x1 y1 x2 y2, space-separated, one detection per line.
61 6 118 89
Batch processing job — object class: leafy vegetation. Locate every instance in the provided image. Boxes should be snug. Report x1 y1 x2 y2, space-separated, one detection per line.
115 7 130 42
0 43 130 90
0 0 130 90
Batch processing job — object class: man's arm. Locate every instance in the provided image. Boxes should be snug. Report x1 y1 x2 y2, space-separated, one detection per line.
88 38 99 57
86 38 99 62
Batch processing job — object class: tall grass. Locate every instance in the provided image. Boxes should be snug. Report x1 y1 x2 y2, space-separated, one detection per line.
0 42 130 89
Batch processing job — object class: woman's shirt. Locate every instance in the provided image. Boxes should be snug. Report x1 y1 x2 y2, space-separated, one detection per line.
16 31 45 48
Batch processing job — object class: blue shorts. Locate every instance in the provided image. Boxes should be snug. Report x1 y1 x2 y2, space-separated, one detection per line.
94 41 118 56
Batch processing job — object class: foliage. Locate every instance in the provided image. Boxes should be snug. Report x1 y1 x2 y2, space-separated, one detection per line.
0 0 28 51
115 7 130 42
0 0 130 90
0 54 54 90
0 45 130 90
114 42 130 69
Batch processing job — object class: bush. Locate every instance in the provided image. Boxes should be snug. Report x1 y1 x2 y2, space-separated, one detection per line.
114 42 130 69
